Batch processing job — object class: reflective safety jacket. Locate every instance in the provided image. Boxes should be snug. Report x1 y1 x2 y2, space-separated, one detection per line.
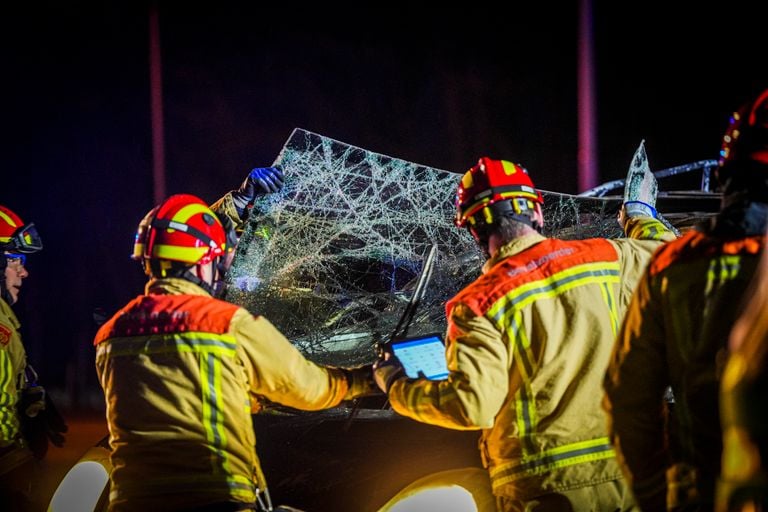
95 278 355 511
388 216 674 500
605 225 765 510
718 303 768 512
0 298 25 448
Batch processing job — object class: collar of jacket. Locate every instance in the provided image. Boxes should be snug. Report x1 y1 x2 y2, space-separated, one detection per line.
0 296 20 329
481 232 547 274
709 200 768 238
144 277 212 297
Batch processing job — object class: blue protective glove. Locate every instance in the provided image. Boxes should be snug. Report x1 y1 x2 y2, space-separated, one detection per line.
231 166 285 217
618 200 658 228
623 200 657 218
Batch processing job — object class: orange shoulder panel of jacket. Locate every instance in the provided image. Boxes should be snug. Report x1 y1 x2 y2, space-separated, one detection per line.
447 237 617 318
649 231 765 276
94 294 241 345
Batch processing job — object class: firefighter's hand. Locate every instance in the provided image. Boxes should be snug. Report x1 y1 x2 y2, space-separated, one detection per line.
373 353 406 394
43 393 68 448
19 386 68 459
342 363 381 399
231 166 285 217
618 201 657 228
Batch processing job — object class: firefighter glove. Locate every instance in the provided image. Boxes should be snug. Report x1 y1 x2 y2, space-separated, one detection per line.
341 363 380 400
231 166 285 217
618 200 658 228
42 393 68 448
19 385 68 459
373 353 406 394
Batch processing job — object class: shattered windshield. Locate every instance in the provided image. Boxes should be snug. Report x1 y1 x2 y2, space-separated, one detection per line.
224 129 623 367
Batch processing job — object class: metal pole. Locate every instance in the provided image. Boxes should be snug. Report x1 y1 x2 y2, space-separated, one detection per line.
149 2 166 204
578 0 598 192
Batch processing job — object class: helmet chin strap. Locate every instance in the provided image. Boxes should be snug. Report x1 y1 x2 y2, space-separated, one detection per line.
186 260 228 297
0 256 13 305
146 258 226 297
468 226 491 260
179 263 215 296
468 209 542 261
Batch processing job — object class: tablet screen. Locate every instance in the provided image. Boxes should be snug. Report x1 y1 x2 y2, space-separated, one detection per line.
390 334 448 380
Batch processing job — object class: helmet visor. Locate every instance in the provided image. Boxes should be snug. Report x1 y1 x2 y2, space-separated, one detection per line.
5 223 43 253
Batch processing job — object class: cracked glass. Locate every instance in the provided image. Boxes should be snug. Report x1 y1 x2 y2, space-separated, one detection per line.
225 129 623 367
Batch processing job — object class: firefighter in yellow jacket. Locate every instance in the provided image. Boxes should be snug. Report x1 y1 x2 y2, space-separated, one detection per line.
95 192 374 512
373 157 675 511
0 205 66 512
604 89 768 511
718 232 768 512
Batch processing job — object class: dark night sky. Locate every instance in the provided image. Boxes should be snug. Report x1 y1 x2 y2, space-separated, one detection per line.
2 2 767 407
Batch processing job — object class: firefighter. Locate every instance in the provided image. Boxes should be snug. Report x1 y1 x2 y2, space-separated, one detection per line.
373 157 675 511
95 193 374 512
211 165 285 232
604 89 768 511
0 205 66 512
718 241 768 512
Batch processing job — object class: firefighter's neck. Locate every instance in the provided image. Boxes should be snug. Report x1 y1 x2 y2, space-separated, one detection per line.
487 206 544 258
487 233 502 260
195 262 216 289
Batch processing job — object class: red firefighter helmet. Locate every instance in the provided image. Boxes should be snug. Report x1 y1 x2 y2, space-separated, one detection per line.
0 205 43 253
454 157 544 228
132 194 231 269
718 89 768 184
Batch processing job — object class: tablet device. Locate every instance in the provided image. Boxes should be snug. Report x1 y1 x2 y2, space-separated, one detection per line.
390 333 449 380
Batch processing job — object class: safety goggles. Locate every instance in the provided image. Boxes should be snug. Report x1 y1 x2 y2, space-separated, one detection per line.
5 253 26 266
3 223 43 254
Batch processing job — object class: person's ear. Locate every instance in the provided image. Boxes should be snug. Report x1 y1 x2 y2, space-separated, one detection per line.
533 204 544 231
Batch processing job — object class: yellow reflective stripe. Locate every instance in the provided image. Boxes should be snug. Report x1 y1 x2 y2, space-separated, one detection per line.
152 243 208 262
228 474 258 499
637 223 661 239
499 191 539 201
508 312 533 376
0 350 15 440
599 282 619 336
201 354 214 443
403 378 461 420
488 262 621 322
172 203 213 224
490 437 616 485
101 331 255 502
201 353 231 478
212 356 227 452
112 474 256 502
463 190 541 220
0 210 19 233
519 321 536 452
705 255 741 295
507 311 537 455
488 262 619 458
500 161 518 175
132 241 145 259
96 333 237 360
625 217 671 241
533 436 613 459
